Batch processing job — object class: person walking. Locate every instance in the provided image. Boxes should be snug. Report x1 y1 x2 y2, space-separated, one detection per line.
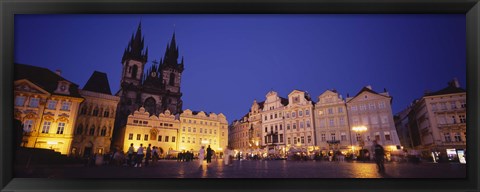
127 143 135 166
198 146 205 169
145 144 152 166
135 144 144 168
373 140 385 173
152 146 159 165
206 145 213 163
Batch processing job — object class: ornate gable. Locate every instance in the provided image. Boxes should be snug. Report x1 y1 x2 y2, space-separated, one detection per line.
14 79 50 95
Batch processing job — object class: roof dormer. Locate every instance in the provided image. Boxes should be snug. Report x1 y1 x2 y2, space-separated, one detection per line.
54 80 71 95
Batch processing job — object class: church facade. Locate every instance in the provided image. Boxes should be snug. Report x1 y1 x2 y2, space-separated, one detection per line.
112 23 185 149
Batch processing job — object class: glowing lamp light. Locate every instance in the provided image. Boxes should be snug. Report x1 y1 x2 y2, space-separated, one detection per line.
47 141 58 145
352 126 368 132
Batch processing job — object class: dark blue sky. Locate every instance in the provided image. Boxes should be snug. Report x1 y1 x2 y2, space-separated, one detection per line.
15 14 466 123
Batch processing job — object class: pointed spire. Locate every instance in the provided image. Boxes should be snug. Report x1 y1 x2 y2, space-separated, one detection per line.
122 21 147 64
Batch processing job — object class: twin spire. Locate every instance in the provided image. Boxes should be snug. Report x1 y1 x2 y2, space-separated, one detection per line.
123 21 184 85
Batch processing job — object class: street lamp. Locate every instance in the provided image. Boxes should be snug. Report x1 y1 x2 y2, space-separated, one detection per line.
352 126 368 160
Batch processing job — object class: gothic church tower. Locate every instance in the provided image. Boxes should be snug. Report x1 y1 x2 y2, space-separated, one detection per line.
112 23 184 149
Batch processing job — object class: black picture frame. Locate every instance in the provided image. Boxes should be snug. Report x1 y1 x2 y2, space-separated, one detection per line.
1 0 479 192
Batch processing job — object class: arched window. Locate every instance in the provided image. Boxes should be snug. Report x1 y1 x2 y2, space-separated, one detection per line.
131 65 138 79
80 106 87 115
100 126 107 136
89 126 95 136
92 107 99 116
169 73 175 86
76 124 83 135
103 109 110 117
144 97 156 116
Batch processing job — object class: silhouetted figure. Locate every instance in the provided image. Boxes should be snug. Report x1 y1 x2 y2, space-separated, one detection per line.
373 140 385 172
206 145 213 163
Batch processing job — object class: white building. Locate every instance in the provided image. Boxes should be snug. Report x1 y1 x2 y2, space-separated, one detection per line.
346 86 401 157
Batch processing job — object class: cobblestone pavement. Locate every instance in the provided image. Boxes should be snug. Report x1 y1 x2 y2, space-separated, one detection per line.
17 159 466 179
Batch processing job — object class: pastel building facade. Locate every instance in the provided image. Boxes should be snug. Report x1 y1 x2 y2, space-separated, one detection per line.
314 90 351 153
122 107 180 155
260 91 288 154
346 86 401 155
179 109 228 153
72 71 120 157
14 64 84 155
395 79 466 161
284 90 316 152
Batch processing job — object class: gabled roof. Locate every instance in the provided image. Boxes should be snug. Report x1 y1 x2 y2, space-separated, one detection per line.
14 63 82 98
83 71 112 95
258 101 265 109
347 86 390 103
280 97 289 106
424 84 465 97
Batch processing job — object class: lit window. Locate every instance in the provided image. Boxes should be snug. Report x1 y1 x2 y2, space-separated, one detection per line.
23 119 34 132
15 96 25 106
42 121 51 133
61 101 71 111
29 98 40 108
384 131 391 141
56 122 65 134
47 100 57 109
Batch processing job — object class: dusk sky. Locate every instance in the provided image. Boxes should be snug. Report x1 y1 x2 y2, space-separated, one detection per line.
14 14 466 123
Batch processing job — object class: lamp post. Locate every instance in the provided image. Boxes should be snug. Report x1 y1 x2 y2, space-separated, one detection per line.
352 126 368 160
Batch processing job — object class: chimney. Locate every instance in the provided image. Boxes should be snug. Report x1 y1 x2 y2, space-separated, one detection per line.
451 78 460 88
366 85 372 90
55 69 62 76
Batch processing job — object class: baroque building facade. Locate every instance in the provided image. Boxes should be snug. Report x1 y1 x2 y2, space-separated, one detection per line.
260 91 288 155
14 64 84 155
113 23 185 149
179 110 228 154
123 107 180 156
314 90 351 153
346 86 401 157
395 79 466 161
72 71 120 157
284 90 315 152
123 108 228 156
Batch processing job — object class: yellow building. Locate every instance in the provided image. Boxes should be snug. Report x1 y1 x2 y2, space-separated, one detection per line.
179 109 228 154
122 108 228 155
72 71 120 157
123 107 180 156
14 64 84 155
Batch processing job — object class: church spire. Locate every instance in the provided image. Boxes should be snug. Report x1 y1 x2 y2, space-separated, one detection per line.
162 32 179 66
121 21 148 64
